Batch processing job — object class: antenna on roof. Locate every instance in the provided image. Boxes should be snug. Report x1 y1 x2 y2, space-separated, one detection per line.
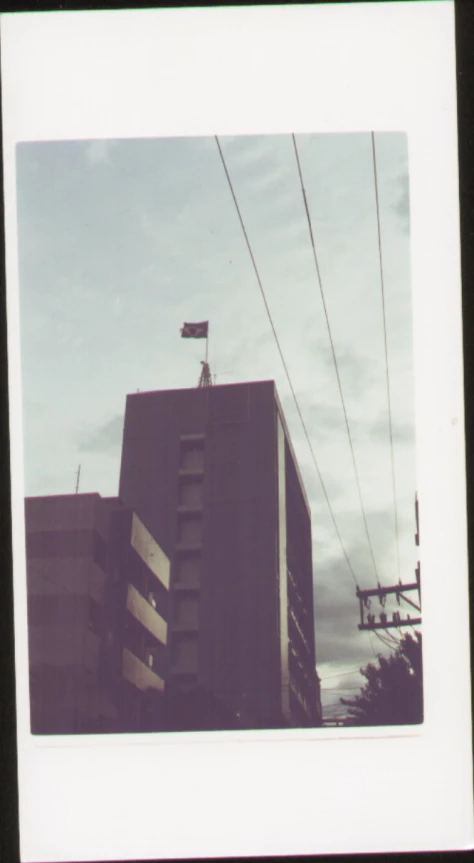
75 465 81 495
198 361 212 388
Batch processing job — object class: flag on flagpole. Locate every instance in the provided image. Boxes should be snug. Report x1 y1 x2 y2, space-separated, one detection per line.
180 321 209 339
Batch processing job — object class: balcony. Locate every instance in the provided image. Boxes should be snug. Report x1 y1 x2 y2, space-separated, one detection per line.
122 647 164 693
289 607 311 655
130 513 170 590
126 584 167 646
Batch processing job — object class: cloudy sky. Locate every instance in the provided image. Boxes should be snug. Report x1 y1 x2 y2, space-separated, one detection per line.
16 132 416 718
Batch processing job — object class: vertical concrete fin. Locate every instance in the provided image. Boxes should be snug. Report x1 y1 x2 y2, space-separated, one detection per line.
277 414 291 723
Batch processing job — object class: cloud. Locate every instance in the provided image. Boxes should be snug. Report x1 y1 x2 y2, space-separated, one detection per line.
279 383 415 456
85 140 119 166
312 516 409 669
367 414 415 446
392 173 410 233
78 414 123 453
317 341 374 399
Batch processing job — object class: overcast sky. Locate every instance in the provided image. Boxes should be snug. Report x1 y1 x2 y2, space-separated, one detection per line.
16 132 416 717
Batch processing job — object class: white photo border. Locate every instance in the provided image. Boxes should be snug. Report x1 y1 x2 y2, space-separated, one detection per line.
2 1 473 859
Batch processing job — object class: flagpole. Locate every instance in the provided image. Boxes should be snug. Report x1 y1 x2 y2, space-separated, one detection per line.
205 325 209 365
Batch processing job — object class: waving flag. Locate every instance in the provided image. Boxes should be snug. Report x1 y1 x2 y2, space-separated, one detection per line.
180 321 209 339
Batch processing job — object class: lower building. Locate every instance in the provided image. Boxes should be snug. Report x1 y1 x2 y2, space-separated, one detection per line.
25 493 170 734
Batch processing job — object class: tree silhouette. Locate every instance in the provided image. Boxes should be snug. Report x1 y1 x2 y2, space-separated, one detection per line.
341 631 423 726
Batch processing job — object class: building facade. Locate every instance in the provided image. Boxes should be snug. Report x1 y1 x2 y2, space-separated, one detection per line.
119 380 322 730
25 493 170 734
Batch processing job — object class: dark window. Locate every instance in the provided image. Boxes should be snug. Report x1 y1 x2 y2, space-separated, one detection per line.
174 594 199 629
177 515 202 546
171 633 198 672
180 440 204 470
178 478 203 508
175 554 201 587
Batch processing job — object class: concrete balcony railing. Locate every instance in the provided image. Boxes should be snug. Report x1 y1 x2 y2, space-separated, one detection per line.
126 584 167 646
122 647 165 693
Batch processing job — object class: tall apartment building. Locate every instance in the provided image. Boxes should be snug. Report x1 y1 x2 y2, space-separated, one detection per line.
25 493 170 734
119 380 322 731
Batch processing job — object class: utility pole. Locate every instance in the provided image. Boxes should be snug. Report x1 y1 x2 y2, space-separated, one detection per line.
356 577 421 631
75 464 81 495
356 493 421 632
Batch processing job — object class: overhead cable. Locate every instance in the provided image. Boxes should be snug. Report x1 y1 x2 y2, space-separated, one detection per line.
292 133 380 586
215 134 359 587
371 131 401 582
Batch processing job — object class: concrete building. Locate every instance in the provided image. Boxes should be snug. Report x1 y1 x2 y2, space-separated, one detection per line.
119 380 322 730
26 493 170 734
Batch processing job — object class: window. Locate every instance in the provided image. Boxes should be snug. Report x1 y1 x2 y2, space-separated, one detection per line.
175 555 201 587
178 515 202 546
172 634 198 672
180 440 204 471
146 651 154 669
179 479 203 508
174 595 199 628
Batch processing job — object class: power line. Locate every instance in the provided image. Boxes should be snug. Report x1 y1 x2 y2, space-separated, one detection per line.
371 131 401 582
368 629 378 659
320 669 365 681
321 689 361 694
325 695 357 704
215 134 358 586
373 629 398 650
292 134 380 586
376 626 399 646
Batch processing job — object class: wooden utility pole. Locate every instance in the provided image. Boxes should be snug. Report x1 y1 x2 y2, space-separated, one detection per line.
75 464 81 494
